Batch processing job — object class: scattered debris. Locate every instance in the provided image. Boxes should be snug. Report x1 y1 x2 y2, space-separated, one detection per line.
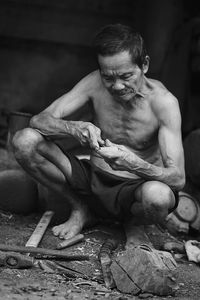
1 212 200 299
0 212 13 219
185 240 200 263
163 240 185 253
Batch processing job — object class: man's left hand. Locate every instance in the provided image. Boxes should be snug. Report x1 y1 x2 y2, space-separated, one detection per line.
96 140 135 171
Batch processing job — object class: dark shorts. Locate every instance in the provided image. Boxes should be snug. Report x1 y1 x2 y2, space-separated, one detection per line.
65 154 179 221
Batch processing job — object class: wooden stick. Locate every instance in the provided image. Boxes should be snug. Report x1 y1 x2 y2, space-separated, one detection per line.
25 211 54 248
99 238 118 289
57 234 84 249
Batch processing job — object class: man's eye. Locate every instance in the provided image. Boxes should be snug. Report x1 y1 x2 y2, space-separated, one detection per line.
121 74 133 80
103 76 113 81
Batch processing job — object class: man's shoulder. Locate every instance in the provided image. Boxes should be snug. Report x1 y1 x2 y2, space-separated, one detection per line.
148 78 180 120
78 70 102 95
148 78 166 90
148 78 171 98
81 70 101 86
149 79 178 108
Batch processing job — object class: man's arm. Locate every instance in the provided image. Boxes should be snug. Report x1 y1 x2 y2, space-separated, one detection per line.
126 95 185 191
97 95 185 191
29 71 105 149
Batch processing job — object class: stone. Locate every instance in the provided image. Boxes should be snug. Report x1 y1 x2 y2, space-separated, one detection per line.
111 245 178 296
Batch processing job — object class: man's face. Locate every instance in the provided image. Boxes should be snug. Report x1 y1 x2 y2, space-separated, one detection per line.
98 50 146 101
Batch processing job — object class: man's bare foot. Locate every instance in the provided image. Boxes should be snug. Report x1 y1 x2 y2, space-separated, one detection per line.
52 206 93 239
124 220 153 249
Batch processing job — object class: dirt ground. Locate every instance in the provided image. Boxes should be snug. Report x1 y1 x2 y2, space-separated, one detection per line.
0 210 200 300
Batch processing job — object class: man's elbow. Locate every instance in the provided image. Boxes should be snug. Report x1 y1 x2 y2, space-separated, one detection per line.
29 115 37 128
174 171 186 191
29 112 48 128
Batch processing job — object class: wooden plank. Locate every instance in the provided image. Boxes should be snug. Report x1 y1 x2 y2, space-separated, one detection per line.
25 211 54 248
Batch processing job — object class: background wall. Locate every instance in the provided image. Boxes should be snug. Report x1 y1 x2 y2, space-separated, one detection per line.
0 0 199 143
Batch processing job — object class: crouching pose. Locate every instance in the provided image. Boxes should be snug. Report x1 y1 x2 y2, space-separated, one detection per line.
12 24 185 245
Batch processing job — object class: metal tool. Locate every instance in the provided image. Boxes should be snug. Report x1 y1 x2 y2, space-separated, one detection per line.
0 244 90 261
0 210 89 269
0 251 34 268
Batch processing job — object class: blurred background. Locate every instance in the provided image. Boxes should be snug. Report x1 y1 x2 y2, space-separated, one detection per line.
0 0 199 139
0 0 200 229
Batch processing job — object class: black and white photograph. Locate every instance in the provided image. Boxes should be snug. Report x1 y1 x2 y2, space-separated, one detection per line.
0 1 200 299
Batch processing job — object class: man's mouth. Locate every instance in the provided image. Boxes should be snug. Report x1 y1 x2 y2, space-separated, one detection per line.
113 89 136 97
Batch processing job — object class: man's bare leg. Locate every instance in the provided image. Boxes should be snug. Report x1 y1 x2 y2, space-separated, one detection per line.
12 128 92 239
124 181 176 249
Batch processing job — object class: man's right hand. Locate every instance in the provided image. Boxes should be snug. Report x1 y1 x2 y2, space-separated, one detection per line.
69 121 105 150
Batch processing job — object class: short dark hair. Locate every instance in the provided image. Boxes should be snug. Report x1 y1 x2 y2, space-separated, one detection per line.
93 23 147 68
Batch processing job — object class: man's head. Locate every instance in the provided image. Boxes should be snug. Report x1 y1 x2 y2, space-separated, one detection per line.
93 23 148 69
93 24 149 101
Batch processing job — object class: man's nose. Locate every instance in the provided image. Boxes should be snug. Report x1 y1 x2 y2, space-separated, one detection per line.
112 80 125 90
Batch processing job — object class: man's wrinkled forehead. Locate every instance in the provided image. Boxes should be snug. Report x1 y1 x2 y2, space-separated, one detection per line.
98 51 139 72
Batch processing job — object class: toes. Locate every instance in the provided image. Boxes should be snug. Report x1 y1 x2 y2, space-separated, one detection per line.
63 231 76 240
52 225 60 236
52 224 68 238
63 226 80 240
59 226 70 239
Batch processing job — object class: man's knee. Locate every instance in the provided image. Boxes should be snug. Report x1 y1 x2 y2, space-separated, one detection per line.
141 181 175 212
12 128 43 161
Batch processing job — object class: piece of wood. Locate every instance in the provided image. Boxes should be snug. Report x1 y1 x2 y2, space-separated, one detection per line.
57 234 84 249
163 241 185 253
99 238 118 289
25 211 54 248
0 244 90 261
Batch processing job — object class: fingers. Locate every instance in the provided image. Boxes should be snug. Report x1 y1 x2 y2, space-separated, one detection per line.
96 146 117 159
81 128 99 149
82 130 89 138
87 125 105 150
88 129 100 150
105 139 113 146
98 138 106 147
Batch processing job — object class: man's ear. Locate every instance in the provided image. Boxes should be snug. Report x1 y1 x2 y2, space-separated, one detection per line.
142 56 150 74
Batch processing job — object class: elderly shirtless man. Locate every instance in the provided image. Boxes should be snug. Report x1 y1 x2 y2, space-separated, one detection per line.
12 24 185 244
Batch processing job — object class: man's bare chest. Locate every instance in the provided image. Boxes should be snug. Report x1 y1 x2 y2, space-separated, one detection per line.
93 96 159 150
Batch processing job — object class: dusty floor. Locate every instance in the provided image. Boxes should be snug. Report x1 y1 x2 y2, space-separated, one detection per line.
0 211 200 300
